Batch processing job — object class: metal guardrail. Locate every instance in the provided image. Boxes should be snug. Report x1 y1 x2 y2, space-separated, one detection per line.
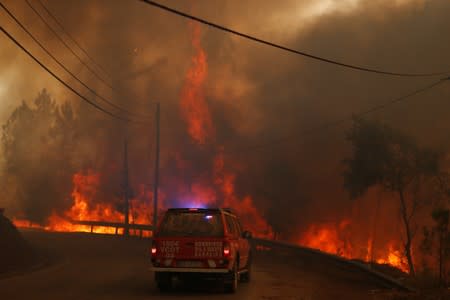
69 219 153 237
252 238 414 292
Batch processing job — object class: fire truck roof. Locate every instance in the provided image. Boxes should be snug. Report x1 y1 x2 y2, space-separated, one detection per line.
167 208 236 215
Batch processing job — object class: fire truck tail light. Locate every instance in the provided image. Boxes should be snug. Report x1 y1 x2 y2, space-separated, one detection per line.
223 243 231 257
151 241 157 256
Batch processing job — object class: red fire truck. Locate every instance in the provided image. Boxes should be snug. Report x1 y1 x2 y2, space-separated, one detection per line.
150 208 252 293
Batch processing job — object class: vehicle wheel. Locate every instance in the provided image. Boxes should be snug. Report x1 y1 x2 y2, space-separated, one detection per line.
240 254 252 283
155 272 172 292
224 260 238 293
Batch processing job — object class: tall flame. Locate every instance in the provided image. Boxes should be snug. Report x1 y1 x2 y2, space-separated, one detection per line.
180 22 214 145
177 21 273 238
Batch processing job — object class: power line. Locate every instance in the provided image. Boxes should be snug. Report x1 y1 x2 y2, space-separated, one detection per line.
0 25 147 123
33 0 165 109
25 0 155 115
36 0 111 80
224 77 449 156
0 2 150 119
24 0 114 90
140 0 450 78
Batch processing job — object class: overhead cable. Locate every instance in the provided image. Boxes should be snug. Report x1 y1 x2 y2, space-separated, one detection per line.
0 2 150 119
225 78 449 155
140 0 450 77
24 0 114 90
0 25 150 123
36 0 111 79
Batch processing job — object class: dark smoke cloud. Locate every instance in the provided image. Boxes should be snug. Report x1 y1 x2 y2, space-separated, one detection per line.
1 0 449 237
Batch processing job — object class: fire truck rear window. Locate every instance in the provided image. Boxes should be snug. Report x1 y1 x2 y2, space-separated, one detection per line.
157 212 224 237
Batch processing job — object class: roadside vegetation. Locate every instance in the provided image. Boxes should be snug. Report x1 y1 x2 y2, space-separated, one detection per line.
344 117 450 294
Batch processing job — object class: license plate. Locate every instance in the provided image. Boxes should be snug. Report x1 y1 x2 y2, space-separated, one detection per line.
177 260 203 268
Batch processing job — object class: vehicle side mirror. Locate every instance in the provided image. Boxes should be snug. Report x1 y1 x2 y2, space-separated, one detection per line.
242 231 252 239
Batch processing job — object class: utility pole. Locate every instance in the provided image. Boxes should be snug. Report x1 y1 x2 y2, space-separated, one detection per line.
152 102 160 235
123 138 130 236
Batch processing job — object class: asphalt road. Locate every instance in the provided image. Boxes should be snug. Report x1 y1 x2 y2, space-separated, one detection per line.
0 231 399 300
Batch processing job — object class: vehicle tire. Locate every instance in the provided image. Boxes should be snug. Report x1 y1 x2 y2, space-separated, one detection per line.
224 260 238 293
155 272 172 292
240 254 252 283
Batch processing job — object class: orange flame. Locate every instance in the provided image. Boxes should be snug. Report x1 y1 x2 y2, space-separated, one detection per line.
12 218 43 229
299 220 353 258
214 150 273 238
376 243 409 272
14 170 152 237
299 220 409 273
177 22 273 238
180 22 214 145
46 170 122 233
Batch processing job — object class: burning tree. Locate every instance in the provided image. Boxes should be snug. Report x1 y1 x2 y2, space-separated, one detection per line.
343 117 440 276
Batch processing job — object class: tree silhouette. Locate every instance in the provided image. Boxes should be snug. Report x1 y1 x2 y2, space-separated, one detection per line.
343 117 440 276
1 89 78 222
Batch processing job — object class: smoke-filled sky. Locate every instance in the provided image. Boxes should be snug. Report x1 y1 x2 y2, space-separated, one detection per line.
1 0 450 236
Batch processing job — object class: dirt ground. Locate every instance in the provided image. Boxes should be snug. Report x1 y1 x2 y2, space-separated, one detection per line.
0 215 38 275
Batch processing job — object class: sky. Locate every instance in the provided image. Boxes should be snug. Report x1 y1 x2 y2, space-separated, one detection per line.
0 0 450 237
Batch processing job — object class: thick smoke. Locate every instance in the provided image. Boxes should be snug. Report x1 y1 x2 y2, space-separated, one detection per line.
0 0 449 239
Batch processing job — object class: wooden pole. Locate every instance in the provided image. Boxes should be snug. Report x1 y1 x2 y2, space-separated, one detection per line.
124 139 130 236
152 102 160 235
